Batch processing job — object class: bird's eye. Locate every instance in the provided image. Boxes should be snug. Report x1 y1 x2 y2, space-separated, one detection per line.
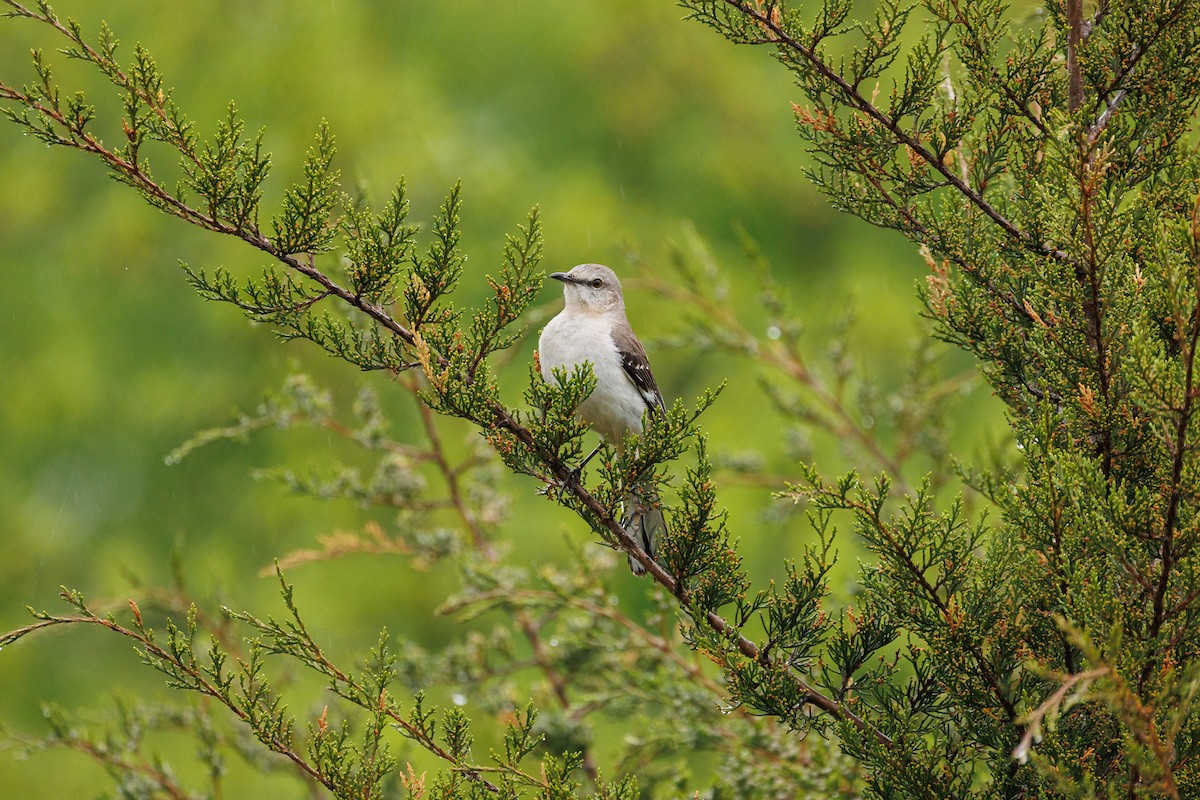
590 278 603 288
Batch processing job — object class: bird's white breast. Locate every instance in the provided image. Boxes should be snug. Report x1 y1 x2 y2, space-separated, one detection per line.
539 310 647 445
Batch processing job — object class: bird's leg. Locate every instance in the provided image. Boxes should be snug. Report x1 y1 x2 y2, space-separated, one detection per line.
565 442 605 487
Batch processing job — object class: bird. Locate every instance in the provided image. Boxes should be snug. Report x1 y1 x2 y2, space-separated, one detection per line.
538 263 667 576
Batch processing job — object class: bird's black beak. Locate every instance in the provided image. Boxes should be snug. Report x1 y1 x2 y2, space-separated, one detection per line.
549 272 575 284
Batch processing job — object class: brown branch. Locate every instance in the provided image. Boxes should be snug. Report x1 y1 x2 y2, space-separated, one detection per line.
1076 152 1114 480
1094 43 1144 105
1163 584 1200 626
865 170 1048 332
570 472 894 746
422 379 883 762
411 385 494 555
1089 3 1189 139
0 73 419 355
489 402 893 747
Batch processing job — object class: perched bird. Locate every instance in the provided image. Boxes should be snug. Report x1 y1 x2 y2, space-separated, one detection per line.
538 263 667 575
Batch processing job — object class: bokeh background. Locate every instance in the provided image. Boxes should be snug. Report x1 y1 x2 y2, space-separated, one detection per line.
0 0 1009 794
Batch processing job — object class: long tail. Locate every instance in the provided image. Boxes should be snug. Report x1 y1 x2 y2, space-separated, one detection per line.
622 479 666 576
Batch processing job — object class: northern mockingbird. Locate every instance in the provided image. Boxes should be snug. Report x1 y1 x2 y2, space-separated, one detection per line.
538 263 667 576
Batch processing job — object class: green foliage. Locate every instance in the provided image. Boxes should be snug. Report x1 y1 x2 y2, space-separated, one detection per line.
0 577 644 800
343 183 418 305
7 0 1200 798
660 437 744 603
671 0 1200 796
184 102 267 229
273 122 340 256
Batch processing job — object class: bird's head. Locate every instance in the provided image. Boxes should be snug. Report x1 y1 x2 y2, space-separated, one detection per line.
549 263 625 315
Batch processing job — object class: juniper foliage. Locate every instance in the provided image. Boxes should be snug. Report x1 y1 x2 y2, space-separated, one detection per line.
676 0 1200 796
3 0 1200 798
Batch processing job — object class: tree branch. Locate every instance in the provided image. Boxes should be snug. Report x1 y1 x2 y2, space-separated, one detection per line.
1076 150 1114 480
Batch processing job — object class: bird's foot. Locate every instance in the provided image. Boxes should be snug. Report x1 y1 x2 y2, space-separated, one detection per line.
561 465 583 490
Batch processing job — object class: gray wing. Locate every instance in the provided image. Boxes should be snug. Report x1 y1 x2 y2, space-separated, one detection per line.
611 320 666 417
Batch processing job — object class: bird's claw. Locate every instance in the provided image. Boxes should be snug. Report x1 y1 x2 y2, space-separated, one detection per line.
562 465 583 489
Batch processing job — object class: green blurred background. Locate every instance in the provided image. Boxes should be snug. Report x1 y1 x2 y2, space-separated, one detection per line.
0 0 1008 794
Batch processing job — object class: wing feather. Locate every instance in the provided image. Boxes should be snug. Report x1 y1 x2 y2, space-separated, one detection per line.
611 320 666 417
